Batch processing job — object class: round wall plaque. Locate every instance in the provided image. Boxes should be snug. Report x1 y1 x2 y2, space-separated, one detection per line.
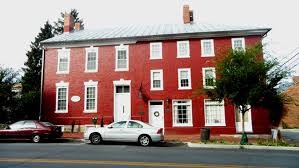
71 96 80 102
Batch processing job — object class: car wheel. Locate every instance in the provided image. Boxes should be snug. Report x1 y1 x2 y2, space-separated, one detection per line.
90 133 102 145
32 134 41 143
138 135 151 147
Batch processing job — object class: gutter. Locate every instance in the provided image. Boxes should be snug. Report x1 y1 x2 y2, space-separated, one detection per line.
39 47 45 121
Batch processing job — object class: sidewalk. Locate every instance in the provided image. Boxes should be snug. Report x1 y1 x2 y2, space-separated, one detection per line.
187 142 299 151
60 132 299 151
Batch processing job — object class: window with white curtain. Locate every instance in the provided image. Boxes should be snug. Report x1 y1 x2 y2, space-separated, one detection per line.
204 100 225 126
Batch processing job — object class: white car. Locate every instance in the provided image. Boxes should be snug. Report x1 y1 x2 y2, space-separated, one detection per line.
84 120 164 146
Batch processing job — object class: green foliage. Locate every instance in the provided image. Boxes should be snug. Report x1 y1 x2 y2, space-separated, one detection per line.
256 139 297 147
19 9 84 121
204 44 288 127
0 67 18 123
53 9 84 35
20 21 54 120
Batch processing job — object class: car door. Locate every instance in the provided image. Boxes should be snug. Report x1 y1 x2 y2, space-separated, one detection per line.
18 121 37 138
7 121 25 138
125 121 143 142
103 121 127 141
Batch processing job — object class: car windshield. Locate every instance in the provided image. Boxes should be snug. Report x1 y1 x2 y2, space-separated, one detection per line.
40 122 54 126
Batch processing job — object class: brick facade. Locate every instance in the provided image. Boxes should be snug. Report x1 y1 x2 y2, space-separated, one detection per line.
42 35 271 134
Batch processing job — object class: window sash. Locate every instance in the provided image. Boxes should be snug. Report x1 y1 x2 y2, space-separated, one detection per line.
150 43 162 59
87 52 97 70
173 100 192 126
204 100 225 126
85 86 97 111
58 56 68 72
177 41 190 58
116 48 128 70
232 38 245 50
151 70 163 90
57 87 67 111
57 49 70 73
178 69 191 89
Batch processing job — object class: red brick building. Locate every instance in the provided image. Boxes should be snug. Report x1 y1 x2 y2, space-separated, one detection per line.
41 5 271 134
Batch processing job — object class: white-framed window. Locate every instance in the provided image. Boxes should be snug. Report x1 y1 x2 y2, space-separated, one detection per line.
55 81 69 113
202 67 216 89
115 45 129 71
201 39 215 57
177 41 190 58
57 48 70 74
150 42 162 59
232 38 245 50
172 100 193 127
178 68 191 90
150 69 163 91
204 99 226 126
84 80 98 113
85 47 98 72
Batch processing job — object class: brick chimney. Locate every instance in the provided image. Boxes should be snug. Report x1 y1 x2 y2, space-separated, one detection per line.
183 5 193 24
74 22 83 31
64 13 74 33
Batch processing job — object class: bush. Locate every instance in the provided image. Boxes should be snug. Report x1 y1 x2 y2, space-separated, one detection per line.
0 124 8 129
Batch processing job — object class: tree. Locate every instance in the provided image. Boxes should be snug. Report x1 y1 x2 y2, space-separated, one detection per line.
0 66 18 123
203 44 288 144
53 9 84 35
21 21 54 120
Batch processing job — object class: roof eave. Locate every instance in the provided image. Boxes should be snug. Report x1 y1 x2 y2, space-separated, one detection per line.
41 28 271 48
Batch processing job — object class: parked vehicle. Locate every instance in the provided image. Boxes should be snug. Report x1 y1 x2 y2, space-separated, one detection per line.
84 120 164 146
0 120 63 143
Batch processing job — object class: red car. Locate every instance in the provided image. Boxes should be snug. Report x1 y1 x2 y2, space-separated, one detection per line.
0 120 63 143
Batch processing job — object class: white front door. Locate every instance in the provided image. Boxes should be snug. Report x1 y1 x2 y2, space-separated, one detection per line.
235 106 253 133
114 85 131 122
149 101 164 129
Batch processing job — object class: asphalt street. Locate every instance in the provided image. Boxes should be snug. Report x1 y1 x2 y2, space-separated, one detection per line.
0 141 298 168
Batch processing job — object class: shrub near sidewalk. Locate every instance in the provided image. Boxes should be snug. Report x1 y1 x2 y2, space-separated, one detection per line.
0 124 8 129
255 139 299 147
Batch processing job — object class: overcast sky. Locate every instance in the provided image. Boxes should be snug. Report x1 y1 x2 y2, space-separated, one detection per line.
0 0 298 75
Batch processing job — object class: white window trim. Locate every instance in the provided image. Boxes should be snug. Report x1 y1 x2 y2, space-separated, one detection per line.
115 44 129 71
150 42 162 60
177 41 190 58
84 80 98 113
55 81 69 113
150 69 163 91
178 68 192 90
231 37 245 50
201 39 215 57
202 67 216 89
85 46 99 73
172 99 193 127
204 99 226 126
56 48 70 74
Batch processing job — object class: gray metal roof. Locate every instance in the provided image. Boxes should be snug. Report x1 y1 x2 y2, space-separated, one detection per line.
41 23 271 46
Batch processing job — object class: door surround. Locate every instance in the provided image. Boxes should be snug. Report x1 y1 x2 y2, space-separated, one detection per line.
113 79 131 122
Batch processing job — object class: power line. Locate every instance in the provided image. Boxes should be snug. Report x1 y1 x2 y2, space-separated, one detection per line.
276 46 299 63
279 52 299 68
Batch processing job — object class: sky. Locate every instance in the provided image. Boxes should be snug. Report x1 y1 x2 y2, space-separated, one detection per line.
0 0 298 75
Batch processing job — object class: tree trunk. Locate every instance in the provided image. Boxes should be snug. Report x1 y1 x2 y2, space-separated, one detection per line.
240 105 248 145
242 111 245 134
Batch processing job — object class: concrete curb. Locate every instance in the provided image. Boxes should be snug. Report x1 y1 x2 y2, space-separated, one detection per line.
187 142 299 151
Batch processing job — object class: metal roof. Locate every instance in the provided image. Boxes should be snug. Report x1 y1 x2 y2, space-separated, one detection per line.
41 23 271 46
